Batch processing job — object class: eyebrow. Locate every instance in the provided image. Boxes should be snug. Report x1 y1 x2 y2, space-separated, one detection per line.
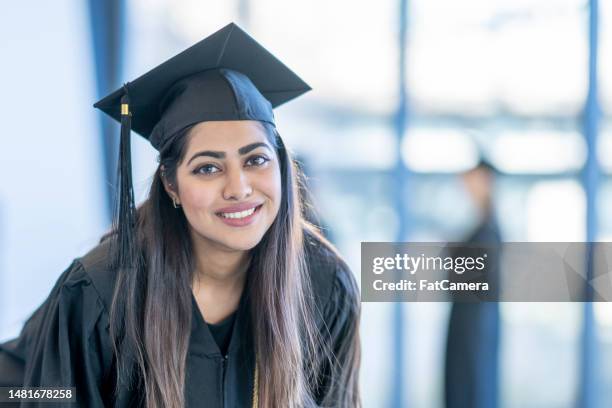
187 142 272 165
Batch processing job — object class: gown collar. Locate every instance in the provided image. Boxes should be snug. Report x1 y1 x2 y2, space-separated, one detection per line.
189 283 252 357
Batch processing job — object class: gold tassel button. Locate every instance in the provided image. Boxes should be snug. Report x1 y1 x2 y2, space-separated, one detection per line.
121 103 130 116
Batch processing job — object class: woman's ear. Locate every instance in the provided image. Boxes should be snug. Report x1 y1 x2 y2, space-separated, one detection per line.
160 166 180 204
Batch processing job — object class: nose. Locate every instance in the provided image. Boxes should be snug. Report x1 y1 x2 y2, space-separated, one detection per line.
222 166 253 201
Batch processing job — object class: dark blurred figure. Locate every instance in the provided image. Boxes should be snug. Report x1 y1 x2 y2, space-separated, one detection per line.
445 159 501 408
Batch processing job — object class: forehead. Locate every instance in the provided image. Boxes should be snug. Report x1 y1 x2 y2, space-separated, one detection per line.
185 120 269 152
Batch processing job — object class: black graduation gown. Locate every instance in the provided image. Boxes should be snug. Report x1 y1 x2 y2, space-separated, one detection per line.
0 234 358 407
444 215 501 408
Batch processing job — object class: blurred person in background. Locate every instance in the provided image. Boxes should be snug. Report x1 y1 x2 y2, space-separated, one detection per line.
0 24 360 408
445 159 501 408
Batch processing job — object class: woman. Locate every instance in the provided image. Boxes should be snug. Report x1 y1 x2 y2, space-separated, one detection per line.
0 23 361 407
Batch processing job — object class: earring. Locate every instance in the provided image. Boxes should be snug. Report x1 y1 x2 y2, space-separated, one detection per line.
172 197 181 208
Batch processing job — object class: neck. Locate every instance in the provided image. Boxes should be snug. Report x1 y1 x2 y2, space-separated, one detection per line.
190 230 250 300
195 250 250 289
189 230 251 324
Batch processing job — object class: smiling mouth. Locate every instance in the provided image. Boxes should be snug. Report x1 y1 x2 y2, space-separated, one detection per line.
216 204 263 220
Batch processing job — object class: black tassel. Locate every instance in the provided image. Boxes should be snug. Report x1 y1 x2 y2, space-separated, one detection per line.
112 84 137 270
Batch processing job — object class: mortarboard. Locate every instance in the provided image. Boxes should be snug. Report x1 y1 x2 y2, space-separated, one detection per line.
93 22 311 270
94 22 311 150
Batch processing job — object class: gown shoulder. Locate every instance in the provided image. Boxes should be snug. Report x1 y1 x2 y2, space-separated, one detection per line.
0 240 116 407
76 238 119 312
302 229 361 406
303 229 360 324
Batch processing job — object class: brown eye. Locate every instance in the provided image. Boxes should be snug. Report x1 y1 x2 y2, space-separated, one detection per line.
246 155 270 167
193 164 221 175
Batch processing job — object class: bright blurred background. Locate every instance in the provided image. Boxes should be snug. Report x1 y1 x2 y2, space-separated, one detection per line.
1 0 611 407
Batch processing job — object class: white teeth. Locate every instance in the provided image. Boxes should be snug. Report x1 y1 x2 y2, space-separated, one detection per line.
220 207 257 219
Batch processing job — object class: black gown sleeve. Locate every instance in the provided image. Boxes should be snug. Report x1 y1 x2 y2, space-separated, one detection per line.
316 260 361 407
15 260 113 407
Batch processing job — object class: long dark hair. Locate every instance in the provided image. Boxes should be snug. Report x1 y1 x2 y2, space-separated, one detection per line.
106 122 360 407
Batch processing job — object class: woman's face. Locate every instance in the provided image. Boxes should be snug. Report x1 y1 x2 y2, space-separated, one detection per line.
168 120 281 253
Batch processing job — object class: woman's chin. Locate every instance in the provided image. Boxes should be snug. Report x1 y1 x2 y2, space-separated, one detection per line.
221 238 261 252
201 232 264 252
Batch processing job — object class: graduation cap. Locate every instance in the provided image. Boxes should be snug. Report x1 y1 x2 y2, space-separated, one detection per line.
473 158 497 174
93 22 311 269
467 155 498 175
